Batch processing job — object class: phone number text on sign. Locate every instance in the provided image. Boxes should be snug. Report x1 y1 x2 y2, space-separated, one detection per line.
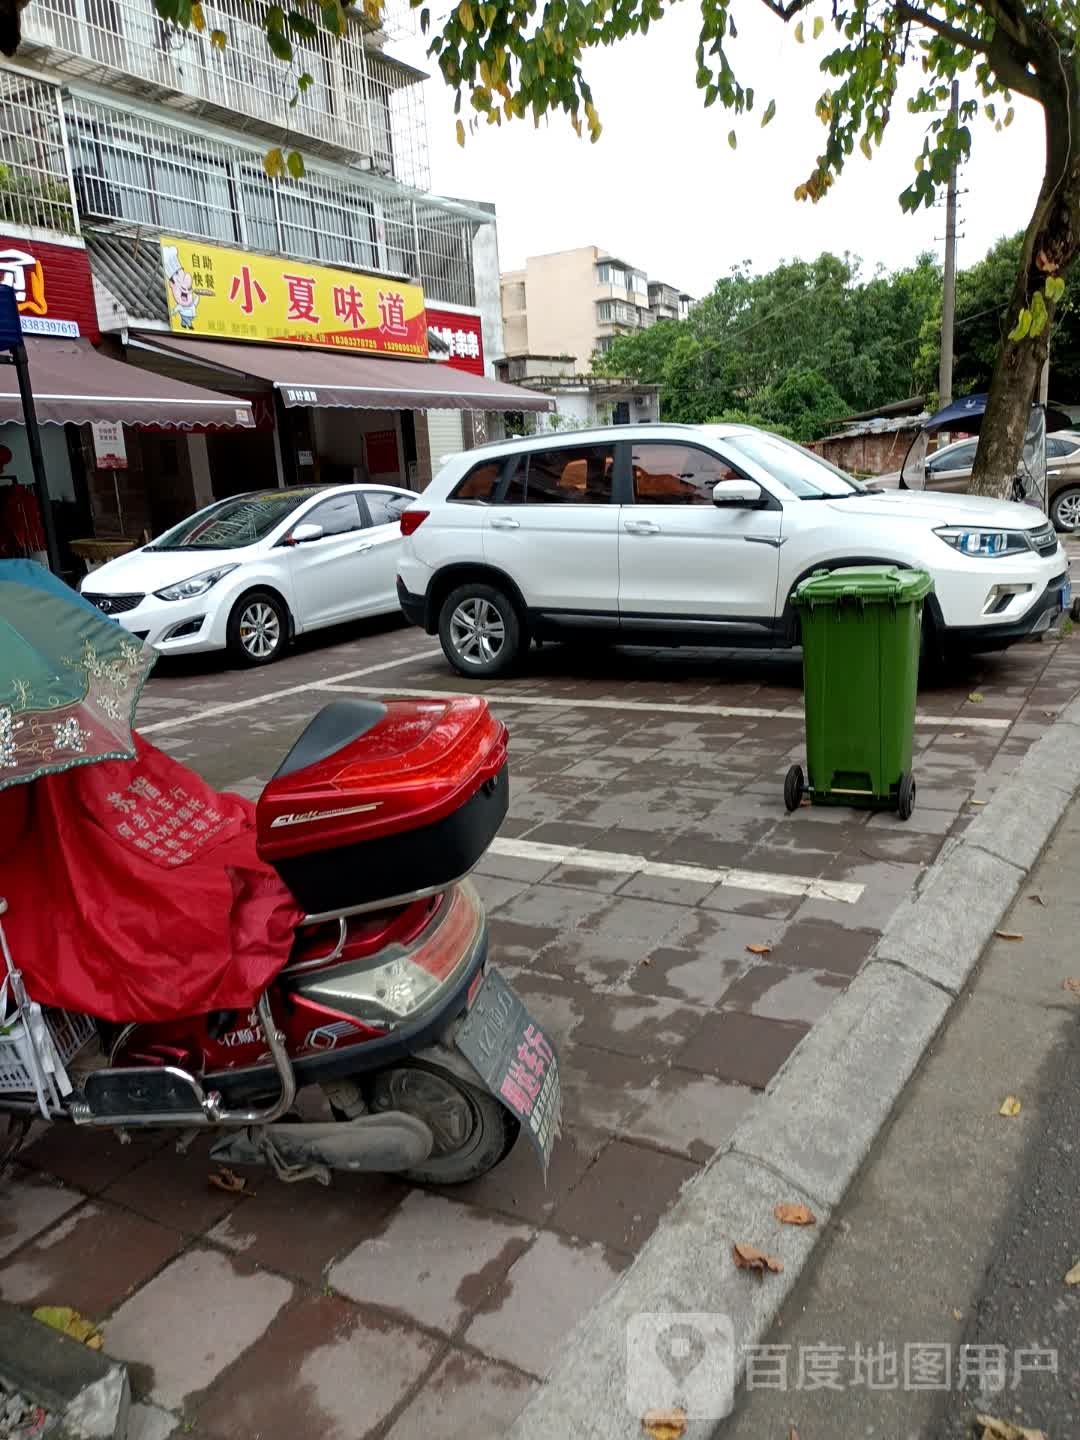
455 968 562 1175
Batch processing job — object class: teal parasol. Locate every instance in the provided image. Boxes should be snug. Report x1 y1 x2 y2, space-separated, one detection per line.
0 559 156 790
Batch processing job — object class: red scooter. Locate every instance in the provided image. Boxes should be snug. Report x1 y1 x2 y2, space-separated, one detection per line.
0 696 560 1188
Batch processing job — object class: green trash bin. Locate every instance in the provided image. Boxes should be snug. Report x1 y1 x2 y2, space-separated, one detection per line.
784 565 935 821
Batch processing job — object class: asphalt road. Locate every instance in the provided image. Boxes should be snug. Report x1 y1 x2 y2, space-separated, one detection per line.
934 1010 1080 1439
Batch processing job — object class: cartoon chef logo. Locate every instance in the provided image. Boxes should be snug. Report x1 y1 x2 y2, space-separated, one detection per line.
0 248 47 316
161 244 211 330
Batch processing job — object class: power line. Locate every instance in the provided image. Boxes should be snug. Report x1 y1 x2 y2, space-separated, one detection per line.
647 299 1008 395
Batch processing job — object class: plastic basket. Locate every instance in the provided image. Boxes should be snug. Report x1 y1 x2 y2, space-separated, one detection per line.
0 1007 96 1097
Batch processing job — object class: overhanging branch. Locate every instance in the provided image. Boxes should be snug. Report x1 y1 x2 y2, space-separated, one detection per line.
756 0 813 19
894 1 985 55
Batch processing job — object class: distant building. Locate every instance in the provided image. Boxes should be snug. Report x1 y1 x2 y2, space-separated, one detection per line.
501 245 691 372
495 354 660 432
648 281 693 323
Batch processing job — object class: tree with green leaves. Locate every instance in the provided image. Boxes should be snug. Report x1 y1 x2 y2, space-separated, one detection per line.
914 231 1080 404
407 0 1076 498
4 0 1073 497
594 250 940 440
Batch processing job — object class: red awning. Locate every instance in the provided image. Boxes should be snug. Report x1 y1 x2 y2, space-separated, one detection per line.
0 338 255 429
137 333 555 413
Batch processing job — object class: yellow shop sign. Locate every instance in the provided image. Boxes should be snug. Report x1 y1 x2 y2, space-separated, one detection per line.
158 238 428 358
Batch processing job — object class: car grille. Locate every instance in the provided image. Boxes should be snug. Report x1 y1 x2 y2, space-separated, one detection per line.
1028 523 1058 557
83 592 144 615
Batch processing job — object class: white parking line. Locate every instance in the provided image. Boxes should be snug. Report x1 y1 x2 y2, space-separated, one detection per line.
321 682 1012 731
138 649 442 735
489 837 865 903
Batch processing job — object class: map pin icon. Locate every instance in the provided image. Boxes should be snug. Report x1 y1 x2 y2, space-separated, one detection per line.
655 1322 707 1384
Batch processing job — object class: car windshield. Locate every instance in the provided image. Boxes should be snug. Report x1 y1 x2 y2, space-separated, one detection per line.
146 491 321 550
724 432 869 499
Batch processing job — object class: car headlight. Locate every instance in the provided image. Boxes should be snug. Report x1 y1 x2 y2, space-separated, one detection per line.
934 527 1032 558
154 564 238 601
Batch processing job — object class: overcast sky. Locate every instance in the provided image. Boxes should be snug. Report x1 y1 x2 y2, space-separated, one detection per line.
410 3 1043 296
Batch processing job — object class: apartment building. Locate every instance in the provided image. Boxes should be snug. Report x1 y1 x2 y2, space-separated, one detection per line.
648 280 693 323
500 245 661 372
496 245 692 428
0 1 548 574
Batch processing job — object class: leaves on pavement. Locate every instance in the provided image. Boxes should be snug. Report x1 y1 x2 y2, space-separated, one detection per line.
33 1305 104 1350
1065 1260 1080 1286
994 931 1024 942
967 692 985 704
732 1242 784 1276
774 1202 816 1226
746 944 772 955
209 1166 253 1195
1063 977 1080 996
975 1414 1047 1440
641 1408 687 1440
1027 894 1046 906
998 1096 1022 1117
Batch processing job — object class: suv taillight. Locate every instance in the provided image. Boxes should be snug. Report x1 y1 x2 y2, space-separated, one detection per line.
400 510 429 537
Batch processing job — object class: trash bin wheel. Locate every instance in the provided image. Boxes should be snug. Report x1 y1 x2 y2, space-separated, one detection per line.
784 764 806 813
897 772 916 821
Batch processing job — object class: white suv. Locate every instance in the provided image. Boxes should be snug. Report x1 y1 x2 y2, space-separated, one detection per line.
396 423 1070 677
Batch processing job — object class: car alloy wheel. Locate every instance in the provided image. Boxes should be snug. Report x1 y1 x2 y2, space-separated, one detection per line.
449 597 505 666
1053 489 1080 532
238 600 281 660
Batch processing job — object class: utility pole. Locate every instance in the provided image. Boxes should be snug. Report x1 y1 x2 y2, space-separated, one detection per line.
938 79 960 411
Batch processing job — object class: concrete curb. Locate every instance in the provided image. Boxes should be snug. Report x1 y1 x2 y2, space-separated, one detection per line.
0 1302 130 1440
508 692 1080 1439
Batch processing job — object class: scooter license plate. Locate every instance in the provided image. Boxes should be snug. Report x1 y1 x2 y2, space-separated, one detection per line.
456 969 562 1176
1061 579 1073 612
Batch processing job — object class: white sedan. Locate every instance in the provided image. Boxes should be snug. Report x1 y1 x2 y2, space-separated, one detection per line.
82 484 415 665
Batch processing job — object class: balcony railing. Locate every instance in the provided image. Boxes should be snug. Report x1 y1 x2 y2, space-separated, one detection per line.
0 72 77 233
19 0 429 186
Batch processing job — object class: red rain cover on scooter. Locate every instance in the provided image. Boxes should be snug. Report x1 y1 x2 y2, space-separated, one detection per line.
0 735 301 1022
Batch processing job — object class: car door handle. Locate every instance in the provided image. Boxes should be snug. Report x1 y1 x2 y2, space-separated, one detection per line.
490 517 520 530
624 520 660 535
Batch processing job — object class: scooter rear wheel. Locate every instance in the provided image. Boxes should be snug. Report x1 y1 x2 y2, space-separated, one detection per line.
361 1060 520 1186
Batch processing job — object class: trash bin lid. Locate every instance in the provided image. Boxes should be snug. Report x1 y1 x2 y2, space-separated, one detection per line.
793 565 935 608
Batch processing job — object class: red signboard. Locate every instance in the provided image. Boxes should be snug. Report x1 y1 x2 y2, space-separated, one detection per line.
365 428 399 476
0 235 99 343
426 307 484 377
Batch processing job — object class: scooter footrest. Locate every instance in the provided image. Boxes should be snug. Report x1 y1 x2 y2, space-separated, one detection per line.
79 1066 210 1125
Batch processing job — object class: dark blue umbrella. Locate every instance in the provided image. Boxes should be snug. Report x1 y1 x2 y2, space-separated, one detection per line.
924 393 1072 434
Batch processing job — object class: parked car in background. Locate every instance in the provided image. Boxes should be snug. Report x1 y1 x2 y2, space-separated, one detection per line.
396 423 1069 678
82 485 415 665
917 431 1080 533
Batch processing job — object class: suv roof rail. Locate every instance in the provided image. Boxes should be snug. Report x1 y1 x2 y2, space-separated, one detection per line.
462 421 707 454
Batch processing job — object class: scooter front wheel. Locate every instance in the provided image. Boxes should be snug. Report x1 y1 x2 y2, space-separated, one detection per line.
360 1060 519 1186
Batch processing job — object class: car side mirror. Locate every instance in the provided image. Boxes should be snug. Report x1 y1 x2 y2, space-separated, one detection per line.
712 478 764 508
288 522 324 544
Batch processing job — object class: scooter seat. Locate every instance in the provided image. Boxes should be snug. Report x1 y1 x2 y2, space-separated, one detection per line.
273 700 388 780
